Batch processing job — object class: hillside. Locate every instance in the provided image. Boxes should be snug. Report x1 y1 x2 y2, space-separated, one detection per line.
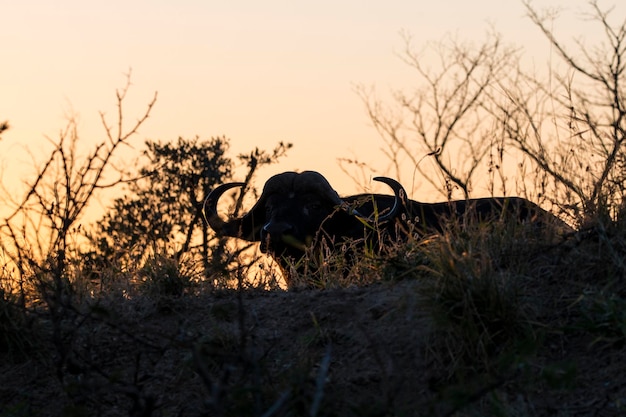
1 274 625 416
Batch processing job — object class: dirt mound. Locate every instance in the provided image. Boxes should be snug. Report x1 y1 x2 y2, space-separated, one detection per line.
1 280 625 416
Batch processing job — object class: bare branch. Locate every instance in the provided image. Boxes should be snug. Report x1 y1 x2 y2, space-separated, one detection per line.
356 30 518 200
0 74 158 287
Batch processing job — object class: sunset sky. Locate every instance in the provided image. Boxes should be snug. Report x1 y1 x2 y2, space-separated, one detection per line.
1 0 620 214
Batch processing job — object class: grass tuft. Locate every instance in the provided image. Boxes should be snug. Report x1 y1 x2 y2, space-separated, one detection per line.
417 219 552 381
0 269 40 362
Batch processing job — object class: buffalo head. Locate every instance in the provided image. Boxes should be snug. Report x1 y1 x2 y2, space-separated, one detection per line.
203 171 405 277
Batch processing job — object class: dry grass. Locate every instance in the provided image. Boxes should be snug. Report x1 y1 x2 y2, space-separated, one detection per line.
1 213 626 416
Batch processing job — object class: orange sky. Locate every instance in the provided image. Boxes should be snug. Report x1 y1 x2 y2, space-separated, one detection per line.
1 0 619 219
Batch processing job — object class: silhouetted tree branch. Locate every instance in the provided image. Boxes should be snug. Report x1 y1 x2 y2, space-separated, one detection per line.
495 1 626 222
0 73 157 302
355 30 519 199
0 121 8 138
84 137 292 285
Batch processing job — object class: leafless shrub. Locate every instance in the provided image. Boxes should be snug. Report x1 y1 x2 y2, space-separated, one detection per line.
353 30 520 199
494 1 626 225
0 72 157 306
0 74 158 403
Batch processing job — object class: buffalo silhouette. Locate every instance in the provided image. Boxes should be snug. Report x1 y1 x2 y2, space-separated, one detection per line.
204 171 569 284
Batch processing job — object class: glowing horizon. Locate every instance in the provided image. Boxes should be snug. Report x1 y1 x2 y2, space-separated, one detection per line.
1 0 618 216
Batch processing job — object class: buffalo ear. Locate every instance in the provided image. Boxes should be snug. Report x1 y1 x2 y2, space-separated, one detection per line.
236 200 267 241
339 177 407 223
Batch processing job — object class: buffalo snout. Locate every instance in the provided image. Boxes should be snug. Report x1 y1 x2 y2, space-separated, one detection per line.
260 221 299 253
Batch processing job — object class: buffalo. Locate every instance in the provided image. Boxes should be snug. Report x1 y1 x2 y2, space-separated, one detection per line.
204 171 569 284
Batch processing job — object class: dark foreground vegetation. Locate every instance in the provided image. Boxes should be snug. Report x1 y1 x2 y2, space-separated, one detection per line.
1 2 626 415
1 218 625 416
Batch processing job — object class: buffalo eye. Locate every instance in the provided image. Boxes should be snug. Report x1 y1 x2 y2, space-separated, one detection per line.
303 202 322 216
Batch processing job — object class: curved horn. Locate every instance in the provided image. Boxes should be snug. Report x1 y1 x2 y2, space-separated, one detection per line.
203 182 257 239
371 176 407 222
